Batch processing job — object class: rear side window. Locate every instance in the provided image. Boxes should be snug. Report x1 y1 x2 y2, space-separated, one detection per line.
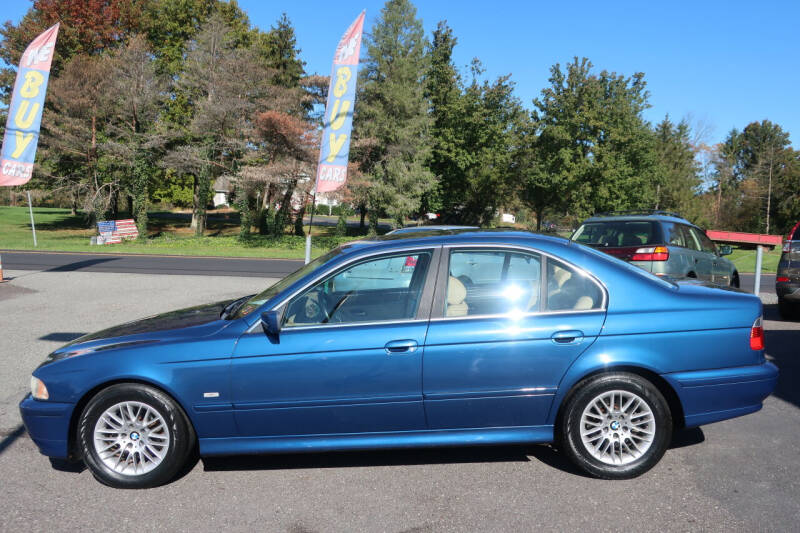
680 225 701 251
546 260 604 311
662 222 686 247
446 250 541 317
572 221 662 248
690 228 717 254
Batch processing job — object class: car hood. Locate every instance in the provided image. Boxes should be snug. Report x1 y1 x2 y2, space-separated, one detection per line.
45 297 243 362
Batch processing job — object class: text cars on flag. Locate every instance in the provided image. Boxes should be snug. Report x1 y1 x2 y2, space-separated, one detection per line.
315 11 365 194
0 24 59 186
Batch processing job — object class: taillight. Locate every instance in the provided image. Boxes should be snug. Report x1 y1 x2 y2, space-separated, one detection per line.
631 246 669 261
777 276 790 283
750 317 764 351
783 241 791 252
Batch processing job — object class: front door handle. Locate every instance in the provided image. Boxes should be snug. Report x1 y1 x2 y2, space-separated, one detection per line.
551 330 584 344
385 339 418 354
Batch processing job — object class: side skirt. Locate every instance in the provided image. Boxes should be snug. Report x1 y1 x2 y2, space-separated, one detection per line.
199 425 554 457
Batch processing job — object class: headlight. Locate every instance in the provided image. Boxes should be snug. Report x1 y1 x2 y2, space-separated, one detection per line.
30 376 49 400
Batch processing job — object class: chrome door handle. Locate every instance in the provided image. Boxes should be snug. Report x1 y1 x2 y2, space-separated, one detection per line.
385 339 418 354
551 330 584 344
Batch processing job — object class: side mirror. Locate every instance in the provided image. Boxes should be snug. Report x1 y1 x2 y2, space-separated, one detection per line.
718 245 733 256
260 310 282 337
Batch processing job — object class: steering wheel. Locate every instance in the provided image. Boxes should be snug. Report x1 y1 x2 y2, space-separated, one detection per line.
324 290 354 323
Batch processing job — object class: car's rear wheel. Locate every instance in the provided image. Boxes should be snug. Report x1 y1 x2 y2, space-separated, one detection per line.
78 383 195 489
731 272 740 288
560 373 672 479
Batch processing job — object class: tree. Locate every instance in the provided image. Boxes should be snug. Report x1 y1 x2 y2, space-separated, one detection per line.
104 34 166 238
652 116 701 219
38 54 113 221
0 0 150 104
354 0 434 232
532 57 659 221
255 13 305 90
161 13 274 236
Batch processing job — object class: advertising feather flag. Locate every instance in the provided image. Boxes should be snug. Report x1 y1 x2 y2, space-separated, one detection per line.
0 23 60 186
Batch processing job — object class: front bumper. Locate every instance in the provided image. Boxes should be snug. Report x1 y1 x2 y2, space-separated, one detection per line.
19 394 74 459
776 281 800 301
663 362 779 428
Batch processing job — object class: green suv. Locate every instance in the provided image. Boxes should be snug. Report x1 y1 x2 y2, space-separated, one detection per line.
572 212 739 287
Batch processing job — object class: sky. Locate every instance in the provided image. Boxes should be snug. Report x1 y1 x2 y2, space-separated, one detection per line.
3 0 798 147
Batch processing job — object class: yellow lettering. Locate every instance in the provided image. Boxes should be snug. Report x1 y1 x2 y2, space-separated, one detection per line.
19 70 44 98
14 100 40 129
329 99 350 130
326 133 347 162
333 66 351 98
11 131 34 158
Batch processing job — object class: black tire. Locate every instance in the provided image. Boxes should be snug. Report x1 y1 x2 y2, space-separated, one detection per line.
78 383 195 489
778 298 796 320
559 372 672 480
731 272 740 288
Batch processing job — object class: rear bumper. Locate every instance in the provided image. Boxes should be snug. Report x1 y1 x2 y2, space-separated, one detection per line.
663 362 778 428
776 282 800 301
19 394 74 459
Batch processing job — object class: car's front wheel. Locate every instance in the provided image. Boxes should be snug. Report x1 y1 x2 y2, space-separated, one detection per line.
78 383 195 489
559 373 672 479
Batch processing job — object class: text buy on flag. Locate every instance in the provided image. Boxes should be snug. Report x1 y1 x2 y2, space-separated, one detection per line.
0 23 59 186
315 11 365 194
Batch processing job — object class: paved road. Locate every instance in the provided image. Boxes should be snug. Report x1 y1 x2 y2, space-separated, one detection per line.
0 251 780 296
0 269 798 531
0 250 303 278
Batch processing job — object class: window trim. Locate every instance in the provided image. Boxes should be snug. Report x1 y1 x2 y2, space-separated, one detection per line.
245 245 441 334
431 243 608 321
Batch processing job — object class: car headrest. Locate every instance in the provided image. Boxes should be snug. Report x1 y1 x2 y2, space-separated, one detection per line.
447 276 467 305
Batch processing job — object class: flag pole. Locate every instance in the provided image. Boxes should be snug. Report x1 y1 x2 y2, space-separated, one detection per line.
305 188 317 264
27 191 37 247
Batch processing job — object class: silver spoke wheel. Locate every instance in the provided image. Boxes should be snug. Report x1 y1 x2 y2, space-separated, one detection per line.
93 401 170 476
579 390 655 466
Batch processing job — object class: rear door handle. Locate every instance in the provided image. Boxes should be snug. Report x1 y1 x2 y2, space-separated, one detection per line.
551 330 584 344
385 339 418 354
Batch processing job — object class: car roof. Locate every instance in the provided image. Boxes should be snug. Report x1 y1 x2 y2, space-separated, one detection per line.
336 228 570 256
581 214 692 226
388 225 478 234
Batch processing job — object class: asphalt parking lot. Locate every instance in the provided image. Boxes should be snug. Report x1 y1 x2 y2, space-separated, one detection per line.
1 268 798 532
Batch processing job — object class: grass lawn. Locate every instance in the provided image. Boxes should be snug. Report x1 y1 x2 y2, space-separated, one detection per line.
728 246 781 274
0 206 359 259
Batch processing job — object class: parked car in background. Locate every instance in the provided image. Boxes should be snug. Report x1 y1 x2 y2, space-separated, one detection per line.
571 211 739 287
777 221 800 319
21 230 776 488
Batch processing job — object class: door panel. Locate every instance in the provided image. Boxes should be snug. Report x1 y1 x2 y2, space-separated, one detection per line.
423 312 605 429
231 248 438 437
232 322 429 436
423 248 607 429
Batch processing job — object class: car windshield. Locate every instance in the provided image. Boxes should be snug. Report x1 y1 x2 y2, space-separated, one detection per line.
232 248 342 319
572 220 662 248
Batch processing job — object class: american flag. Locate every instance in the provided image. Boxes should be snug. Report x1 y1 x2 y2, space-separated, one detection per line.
97 219 139 244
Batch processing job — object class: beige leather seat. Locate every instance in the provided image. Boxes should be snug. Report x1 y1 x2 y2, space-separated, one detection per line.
446 276 469 317
573 295 594 310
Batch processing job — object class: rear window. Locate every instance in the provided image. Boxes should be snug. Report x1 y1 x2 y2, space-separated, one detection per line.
572 220 663 248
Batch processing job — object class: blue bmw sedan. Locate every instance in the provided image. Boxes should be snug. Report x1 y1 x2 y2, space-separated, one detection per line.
20 230 778 488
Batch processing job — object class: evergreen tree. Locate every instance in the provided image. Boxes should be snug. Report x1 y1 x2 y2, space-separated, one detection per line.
653 116 701 219
354 0 434 231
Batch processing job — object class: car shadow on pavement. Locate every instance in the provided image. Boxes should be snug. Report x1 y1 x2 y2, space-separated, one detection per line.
762 303 800 410
0 425 25 456
38 332 87 342
202 445 536 473
45 257 118 272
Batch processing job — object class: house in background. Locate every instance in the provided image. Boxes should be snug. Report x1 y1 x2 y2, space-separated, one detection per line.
213 176 233 207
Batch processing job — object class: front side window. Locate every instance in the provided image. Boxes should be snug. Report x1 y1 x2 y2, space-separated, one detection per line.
690 227 717 254
546 259 603 311
446 250 541 317
282 251 432 327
